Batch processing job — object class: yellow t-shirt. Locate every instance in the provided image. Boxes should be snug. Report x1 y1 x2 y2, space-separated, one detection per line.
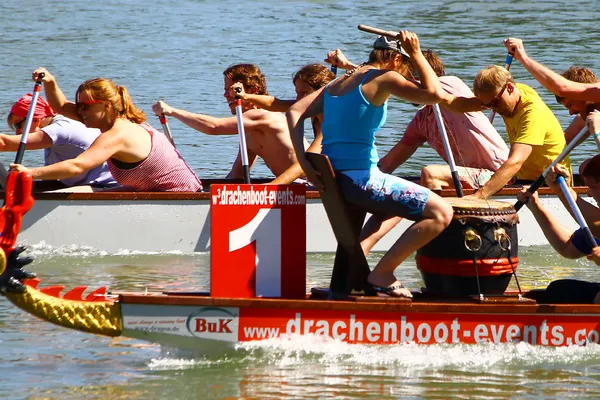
503 83 571 180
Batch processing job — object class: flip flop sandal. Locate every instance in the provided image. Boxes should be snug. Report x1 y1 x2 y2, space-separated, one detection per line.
371 283 413 299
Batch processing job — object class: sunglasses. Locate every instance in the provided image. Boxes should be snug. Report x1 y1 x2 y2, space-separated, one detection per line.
76 99 104 111
10 118 27 131
482 84 508 109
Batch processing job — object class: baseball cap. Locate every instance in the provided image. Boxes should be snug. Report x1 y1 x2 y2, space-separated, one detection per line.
373 36 410 58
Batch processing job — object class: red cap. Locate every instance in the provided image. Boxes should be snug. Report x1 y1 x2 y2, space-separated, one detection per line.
10 93 55 119
581 154 600 178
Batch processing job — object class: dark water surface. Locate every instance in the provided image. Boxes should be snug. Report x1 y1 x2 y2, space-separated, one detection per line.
1 0 600 398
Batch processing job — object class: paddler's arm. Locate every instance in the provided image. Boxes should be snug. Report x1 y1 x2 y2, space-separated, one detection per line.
270 132 323 184
519 187 584 258
9 128 122 180
152 100 254 135
0 130 52 151
468 143 532 199
505 38 600 102
227 148 258 179
564 115 587 145
378 141 420 173
545 165 600 238
32 68 80 121
286 88 325 189
230 83 294 112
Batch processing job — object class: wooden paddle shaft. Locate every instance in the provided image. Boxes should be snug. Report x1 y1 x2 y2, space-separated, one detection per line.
357 24 400 39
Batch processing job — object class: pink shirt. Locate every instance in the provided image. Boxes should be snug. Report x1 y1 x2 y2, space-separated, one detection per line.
400 76 509 171
108 123 202 192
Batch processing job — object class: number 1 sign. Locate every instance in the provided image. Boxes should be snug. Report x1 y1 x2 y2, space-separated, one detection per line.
211 184 307 299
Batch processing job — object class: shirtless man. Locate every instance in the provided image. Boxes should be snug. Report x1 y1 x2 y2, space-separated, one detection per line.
152 63 302 179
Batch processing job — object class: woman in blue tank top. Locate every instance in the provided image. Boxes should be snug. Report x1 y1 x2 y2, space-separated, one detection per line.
287 31 454 298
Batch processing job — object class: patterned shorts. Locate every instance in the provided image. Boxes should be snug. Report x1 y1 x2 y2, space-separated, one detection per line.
337 167 431 221
456 166 495 189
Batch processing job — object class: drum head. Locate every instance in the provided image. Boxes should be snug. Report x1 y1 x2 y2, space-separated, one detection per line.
444 197 518 224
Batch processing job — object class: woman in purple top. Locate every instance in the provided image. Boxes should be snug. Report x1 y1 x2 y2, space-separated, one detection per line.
5 94 117 191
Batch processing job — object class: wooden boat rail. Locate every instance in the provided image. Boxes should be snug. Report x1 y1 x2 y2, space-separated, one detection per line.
0 185 590 201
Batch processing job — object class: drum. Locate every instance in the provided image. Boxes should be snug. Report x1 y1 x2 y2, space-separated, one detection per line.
416 197 519 297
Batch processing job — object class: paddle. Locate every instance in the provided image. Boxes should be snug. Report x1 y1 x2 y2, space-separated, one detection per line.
234 87 251 184
14 73 45 165
330 65 338 75
489 52 514 123
556 175 597 249
514 125 589 211
158 114 176 147
433 104 463 197
357 24 400 39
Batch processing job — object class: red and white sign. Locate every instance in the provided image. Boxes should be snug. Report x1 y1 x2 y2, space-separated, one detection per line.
211 184 306 299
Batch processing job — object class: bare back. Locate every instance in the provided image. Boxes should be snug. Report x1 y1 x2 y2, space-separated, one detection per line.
105 119 152 163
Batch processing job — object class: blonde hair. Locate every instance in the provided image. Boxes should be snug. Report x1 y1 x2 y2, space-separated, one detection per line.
76 78 146 124
473 65 514 96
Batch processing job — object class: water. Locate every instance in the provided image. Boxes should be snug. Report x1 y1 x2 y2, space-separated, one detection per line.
1 0 600 398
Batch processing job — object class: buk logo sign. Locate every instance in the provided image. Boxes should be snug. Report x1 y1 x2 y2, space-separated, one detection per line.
186 307 239 342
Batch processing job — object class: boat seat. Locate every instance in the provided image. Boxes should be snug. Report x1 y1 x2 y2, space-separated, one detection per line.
305 153 374 298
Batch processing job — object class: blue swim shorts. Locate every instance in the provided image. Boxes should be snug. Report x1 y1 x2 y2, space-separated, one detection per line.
336 167 430 220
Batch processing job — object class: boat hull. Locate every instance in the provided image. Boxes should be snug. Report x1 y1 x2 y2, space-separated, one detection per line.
117 292 600 350
16 188 595 253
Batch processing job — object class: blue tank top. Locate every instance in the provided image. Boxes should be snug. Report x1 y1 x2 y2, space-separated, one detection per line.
321 70 387 171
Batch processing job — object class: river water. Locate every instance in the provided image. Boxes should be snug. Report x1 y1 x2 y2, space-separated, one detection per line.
1 0 600 398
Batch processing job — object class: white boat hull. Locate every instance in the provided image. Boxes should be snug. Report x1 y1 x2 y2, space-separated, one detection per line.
17 190 593 253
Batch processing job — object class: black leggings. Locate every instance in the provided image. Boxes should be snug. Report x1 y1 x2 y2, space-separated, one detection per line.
542 279 600 304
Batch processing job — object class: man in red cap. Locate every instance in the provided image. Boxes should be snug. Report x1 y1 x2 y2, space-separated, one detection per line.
5 94 116 190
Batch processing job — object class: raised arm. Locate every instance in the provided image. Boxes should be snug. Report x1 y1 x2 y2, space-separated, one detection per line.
32 68 80 121
505 38 600 102
324 49 359 71
230 83 294 112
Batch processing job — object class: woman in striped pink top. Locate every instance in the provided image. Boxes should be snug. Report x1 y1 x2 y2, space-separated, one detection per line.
10 68 202 192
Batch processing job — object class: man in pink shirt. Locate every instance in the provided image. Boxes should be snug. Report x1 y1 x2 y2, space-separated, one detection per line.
377 51 509 191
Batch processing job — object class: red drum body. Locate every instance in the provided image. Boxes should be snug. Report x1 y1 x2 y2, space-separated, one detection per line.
416 198 519 297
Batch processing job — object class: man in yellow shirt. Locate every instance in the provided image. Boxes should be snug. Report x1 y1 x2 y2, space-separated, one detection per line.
442 65 571 199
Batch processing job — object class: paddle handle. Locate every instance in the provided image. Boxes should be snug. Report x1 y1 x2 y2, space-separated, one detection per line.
489 53 514 123
357 24 400 39
15 73 45 165
557 176 597 249
433 104 463 197
234 98 251 184
330 65 338 75
514 125 589 211
158 114 176 147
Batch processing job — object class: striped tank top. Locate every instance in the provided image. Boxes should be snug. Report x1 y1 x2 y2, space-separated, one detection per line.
108 123 202 192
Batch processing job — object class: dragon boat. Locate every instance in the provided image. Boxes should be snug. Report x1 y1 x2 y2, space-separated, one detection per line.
11 178 595 253
1 156 600 355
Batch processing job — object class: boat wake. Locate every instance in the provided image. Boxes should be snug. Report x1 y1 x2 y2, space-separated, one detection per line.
24 241 196 257
147 335 600 372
